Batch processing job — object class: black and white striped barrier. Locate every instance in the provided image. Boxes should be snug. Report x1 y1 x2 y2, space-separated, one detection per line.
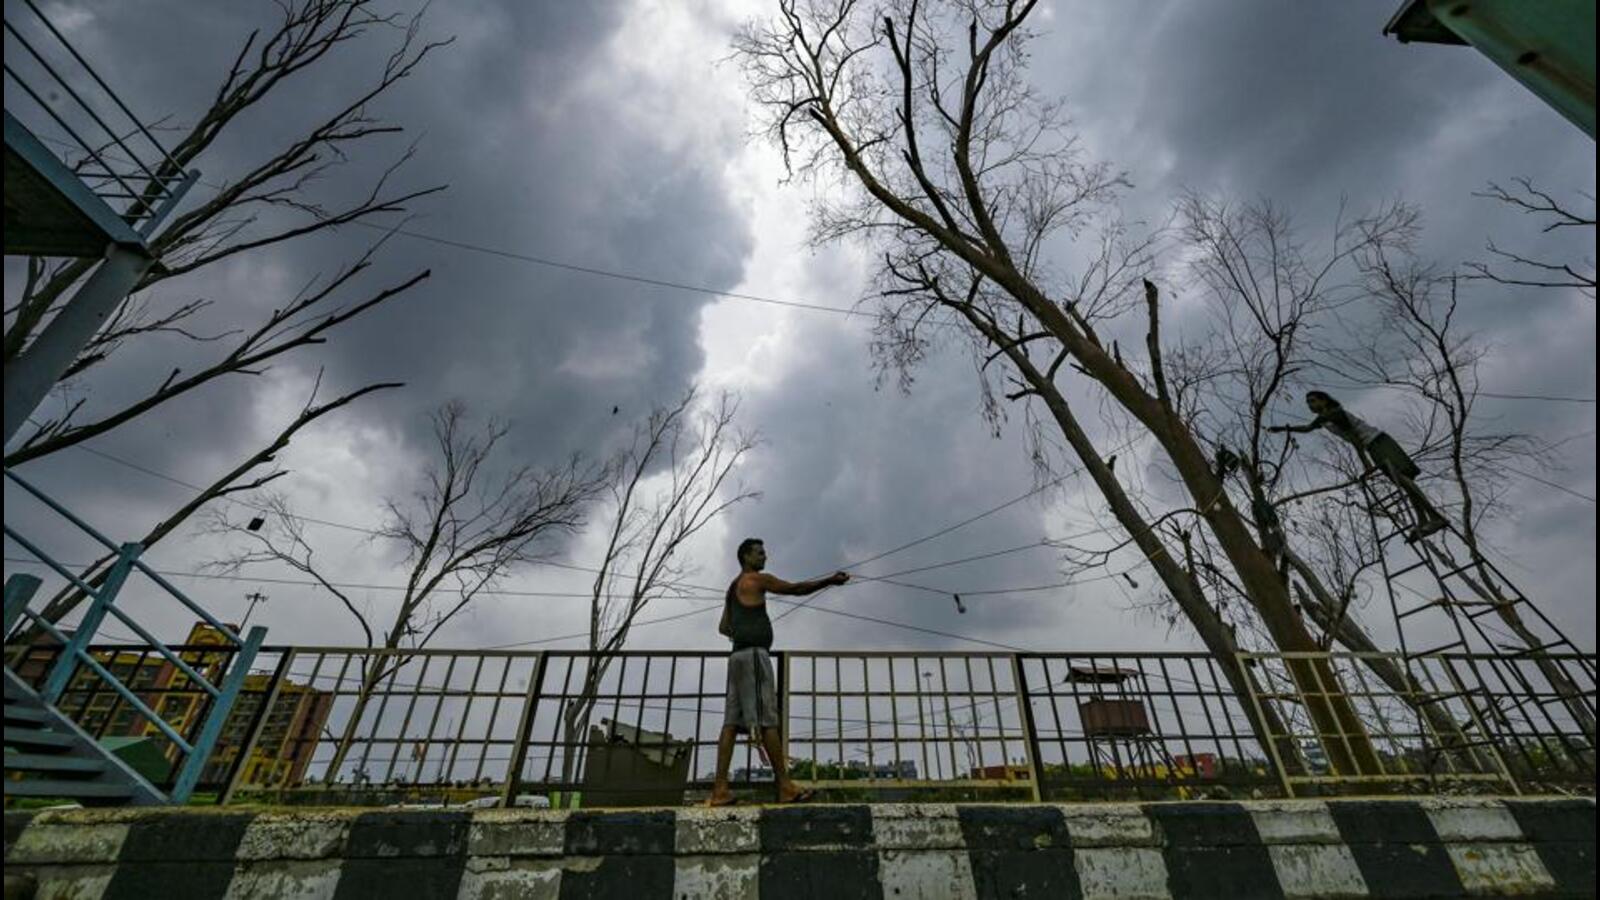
3 797 1593 898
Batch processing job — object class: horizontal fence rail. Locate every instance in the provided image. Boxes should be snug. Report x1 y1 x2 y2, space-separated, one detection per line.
5 642 1589 808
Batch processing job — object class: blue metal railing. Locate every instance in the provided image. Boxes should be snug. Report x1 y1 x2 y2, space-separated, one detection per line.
3 467 265 803
2 0 196 238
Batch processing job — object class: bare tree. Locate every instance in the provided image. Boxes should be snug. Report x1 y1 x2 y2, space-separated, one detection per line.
1464 178 1595 298
208 402 605 779
1342 250 1595 742
5 0 450 464
735 0 1382 773
1155 193 1542 767
16 376 400 640
559 391 759 785
5 1 446 654
9 234 428 466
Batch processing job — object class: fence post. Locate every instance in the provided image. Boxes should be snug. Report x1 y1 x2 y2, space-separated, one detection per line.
1236 652 1296 798
501 652 547 808
1438 655 1522 796
779 651 791 761
1010 655 1044 802
171 625 266 804
40 542 140 704
219 648 294 805
4 573 42 641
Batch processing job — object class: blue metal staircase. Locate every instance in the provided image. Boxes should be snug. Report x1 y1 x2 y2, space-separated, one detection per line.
4 468 266 806
3 0 198 445
5 668 162 805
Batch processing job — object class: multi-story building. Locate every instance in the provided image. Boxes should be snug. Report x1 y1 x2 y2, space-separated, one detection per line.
16 622 329 788
207 672 332 788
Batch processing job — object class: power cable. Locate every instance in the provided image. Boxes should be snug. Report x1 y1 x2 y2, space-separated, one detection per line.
23 134 874 323
771 432 1150 624
29 135 1591 405
53 439 1141 603
0 557 719 603
1497 463 1596 504
346 220 881 321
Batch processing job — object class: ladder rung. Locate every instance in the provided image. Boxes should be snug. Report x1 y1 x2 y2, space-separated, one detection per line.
4 753 106 776
1398 598 1448 619
1434 560 1479 580
1509 641 1566 659
1410 639 1466 658
2 779 134 800
1390 559 1430 579
1464 603 1509 620
1371 490 1406 510
3 704 48 725
5 728 74 751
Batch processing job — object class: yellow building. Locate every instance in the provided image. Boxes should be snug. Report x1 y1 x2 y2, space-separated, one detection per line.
33 622 330 788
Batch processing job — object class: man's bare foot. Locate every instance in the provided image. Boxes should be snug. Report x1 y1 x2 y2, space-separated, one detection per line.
705 788 737 807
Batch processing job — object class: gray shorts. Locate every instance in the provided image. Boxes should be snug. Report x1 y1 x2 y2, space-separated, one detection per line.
724 647 780 734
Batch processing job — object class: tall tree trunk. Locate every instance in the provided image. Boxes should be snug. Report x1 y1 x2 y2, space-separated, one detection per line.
326 656 389 782
1286 551 1500 774
977 312 1303 776
973 269 1384 775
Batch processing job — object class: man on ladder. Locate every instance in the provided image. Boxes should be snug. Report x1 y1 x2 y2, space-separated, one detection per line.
1269 390 1448 541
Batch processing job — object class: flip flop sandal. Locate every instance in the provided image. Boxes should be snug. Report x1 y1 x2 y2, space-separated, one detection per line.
705 796 741 808
782 789 816 804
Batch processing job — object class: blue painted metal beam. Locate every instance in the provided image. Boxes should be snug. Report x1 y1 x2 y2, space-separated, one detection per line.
3 110 150 253
1385 0 1596 138
39 542 140 704
171 625 268 804
4 573 42 641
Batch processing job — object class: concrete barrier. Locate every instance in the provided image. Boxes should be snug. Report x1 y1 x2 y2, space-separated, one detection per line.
3 797 1592 898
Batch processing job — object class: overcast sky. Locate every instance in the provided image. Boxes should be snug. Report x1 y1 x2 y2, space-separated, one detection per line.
5 0 1594 661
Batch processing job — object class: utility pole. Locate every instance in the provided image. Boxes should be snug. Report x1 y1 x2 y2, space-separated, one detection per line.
241 591 268 628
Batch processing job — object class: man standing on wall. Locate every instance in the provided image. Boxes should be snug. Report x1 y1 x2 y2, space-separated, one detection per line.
707 538 848 806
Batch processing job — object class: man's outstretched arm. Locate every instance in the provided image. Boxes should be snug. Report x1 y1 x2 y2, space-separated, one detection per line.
1267 415 1325 435
759 571 849 596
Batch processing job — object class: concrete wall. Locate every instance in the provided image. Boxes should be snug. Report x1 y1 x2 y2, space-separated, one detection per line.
3 797 1592 899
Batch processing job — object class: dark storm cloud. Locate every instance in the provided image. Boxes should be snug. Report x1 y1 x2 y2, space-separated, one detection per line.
699 0 1594 649
5 1 755 643
5 0 1592 654
8 1 752 501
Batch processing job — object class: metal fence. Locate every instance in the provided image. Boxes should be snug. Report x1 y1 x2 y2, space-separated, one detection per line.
1242 650 1596 796
4 643 1593 806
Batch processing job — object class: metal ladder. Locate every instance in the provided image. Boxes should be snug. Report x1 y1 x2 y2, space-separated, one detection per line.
1360 475 1584 661
1358 474 1595 782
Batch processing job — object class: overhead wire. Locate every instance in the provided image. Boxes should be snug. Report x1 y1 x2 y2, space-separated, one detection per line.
771 431 1151 624
25 422 1581 668
28 134 1594 407
16 138 1591 658
1496 463 1596 504
1316 379 1595 405
29 426 1353 658
50 437 1155 607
